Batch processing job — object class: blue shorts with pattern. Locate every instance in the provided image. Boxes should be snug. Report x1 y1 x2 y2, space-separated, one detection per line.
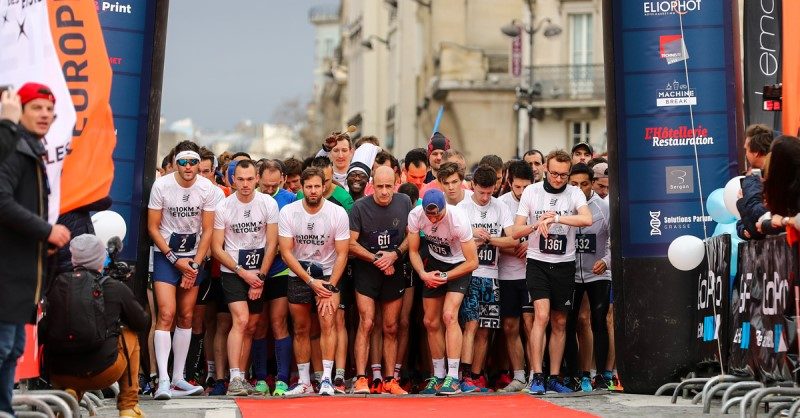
459 276 501 329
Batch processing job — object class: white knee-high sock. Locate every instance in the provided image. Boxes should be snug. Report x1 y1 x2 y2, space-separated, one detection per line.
154 330 172 382
171 327 192 383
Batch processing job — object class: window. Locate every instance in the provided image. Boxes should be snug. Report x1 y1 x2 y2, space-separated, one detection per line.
571 121 591 145
568 13 594 97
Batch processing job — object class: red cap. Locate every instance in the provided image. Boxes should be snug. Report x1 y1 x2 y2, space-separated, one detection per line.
18 82 56 106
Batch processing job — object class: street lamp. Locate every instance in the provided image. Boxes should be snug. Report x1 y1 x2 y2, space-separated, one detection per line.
361 35 389 50
502 16 561 155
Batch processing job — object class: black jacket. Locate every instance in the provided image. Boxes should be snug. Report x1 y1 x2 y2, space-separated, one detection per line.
45 276 149 376
0 127 51 324
53 197 113 276
0 120 17 165
736 175 768 240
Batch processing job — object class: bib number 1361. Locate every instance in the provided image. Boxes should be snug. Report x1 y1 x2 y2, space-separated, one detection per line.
539 235 567 255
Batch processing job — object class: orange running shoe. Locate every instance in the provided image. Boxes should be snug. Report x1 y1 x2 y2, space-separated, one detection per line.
370 378 384 394
382 379 408 395
352 377 370 394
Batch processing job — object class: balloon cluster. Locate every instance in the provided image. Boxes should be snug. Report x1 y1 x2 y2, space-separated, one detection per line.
667 177 744 277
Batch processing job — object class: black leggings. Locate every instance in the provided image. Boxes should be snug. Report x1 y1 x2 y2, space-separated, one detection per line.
564 280 611 377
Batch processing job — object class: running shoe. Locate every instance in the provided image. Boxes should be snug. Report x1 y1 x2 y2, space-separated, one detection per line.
284 382 314 396
153 379 171 400
352 377 370 394
272 381 289 397
171 379 204 397
436 376 461 396
420 377 443 395
500 379 527 393
205 376 216 389
254 380 269 395
209 379 227 396
369 378 384 394
318 378 335 396
610 374 624 392
226 377 248 396
527 375 545 395
474 375 489 389
382 379 408 395
580 376 593 392
333 376 347 394
495 372 513 390
546 376 573 394
459 377 480 393
242 379 259 395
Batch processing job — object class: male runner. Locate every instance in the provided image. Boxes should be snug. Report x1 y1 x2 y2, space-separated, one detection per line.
425 132 450 184
571 143 593 165
148 140 221 399
349 166 413 395
317 131 353 189
279 167 350 396
408 189 478 395
512 150 592 395
523 150 544 183
437 162 472 206
211 160 279 396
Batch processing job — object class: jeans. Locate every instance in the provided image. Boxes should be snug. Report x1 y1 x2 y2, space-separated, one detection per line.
0 322 26 415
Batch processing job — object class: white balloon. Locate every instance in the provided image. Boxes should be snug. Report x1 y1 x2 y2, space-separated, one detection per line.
723 176 744 219
91 211 127 245
667 235 705 271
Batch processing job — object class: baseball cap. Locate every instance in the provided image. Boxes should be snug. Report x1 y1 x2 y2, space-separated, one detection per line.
571 142 594 156
427 132 451 156
422 189 446 215
18 82 55 106
592 162 608 179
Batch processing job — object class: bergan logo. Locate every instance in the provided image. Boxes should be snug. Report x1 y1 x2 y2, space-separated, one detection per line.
644 124 714 147
657 80 697 107
643 0 702 16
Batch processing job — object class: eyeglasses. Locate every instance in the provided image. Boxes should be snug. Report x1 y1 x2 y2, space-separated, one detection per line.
176 159 200 167
548 171 570 180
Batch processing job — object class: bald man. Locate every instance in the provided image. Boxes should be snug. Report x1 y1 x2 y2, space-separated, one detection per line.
348 166 413 395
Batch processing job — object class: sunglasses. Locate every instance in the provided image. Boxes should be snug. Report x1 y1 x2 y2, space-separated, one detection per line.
176 159 200 167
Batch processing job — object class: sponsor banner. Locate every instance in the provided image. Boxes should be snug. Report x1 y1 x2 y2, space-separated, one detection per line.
783 1 800 135
625 114 729 158
742 0 781 129
627 202 714 255
729 236 797 382
622 28 723 72
624 157 730 201
693 234 730 366
623 0 722 30
624 71 729 115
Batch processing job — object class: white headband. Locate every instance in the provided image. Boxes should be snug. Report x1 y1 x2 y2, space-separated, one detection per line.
174 151 200 161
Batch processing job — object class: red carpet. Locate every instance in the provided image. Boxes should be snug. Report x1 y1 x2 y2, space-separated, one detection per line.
236 394 597 417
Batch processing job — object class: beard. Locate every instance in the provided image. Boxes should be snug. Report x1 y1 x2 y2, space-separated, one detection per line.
305 195 322 207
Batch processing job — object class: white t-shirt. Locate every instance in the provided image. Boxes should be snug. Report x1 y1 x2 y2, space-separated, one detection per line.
148 173 221 256
214 191 280 273
408 204 474 264
278 199 350 276
457 196 512 278
497 191 527 281
516 182 588 263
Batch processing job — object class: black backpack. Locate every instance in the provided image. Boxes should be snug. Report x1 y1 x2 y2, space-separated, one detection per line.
39 269 111 354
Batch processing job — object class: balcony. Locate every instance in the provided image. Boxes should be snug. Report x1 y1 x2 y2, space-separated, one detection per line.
529 64 605 108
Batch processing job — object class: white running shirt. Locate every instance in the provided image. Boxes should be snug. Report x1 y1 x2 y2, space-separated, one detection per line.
214 191 280 273
408 204 473 264
457 196 512 278
497 191 527 281
148 173 221 256
278 199 350 276
516 182 588 263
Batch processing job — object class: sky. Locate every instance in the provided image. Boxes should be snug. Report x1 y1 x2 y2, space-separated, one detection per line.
161 0 339 131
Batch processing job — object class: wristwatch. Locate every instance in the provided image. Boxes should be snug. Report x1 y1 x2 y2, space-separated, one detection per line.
189 261 200 270
394 248 402 258
323 283 340 293
440 272 448 280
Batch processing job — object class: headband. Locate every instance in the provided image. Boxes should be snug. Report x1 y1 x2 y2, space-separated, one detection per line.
174 151 200 161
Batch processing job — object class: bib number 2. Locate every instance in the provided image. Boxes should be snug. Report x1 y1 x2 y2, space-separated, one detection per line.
169 233 197 253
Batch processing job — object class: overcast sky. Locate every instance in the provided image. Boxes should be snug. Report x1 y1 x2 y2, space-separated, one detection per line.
161 0 338 130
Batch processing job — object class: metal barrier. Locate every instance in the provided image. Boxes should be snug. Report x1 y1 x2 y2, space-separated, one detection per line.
12 396 55 418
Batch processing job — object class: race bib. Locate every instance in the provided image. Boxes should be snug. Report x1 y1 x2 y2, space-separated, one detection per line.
169 233 197 253
299 260 325 279
238 248 265 270
539 234 567 255
428 241 453 257
367 229 399 252
477 244 498 266
575 234 597 254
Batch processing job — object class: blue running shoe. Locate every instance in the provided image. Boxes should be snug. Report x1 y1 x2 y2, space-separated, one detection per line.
209 379 227 396
436 376 461 396
580 376 593 392
527 374 545 395
419 377 443 395
546 376 573 394
460 377 480 393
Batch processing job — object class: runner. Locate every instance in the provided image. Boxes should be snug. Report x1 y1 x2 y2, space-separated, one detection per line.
349 166 413 395
316 131 353 189
279 167 350 396
408 189 479 395
425 132 450 184
512 150 592 395
147 140 222 399
456 165 516 392
211 160 279 396
523 150 544 183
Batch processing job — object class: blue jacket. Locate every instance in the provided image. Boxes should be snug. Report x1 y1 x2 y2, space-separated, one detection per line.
736 175 772 240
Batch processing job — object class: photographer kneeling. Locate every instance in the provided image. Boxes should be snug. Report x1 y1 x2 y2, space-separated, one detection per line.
42 235 149 417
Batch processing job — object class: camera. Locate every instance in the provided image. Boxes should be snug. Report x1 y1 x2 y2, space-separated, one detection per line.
105 236 134 281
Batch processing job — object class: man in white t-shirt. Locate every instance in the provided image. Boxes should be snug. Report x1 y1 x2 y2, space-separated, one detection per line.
211 160 279 396
437 162 472 206
278 167 350 396
456 165 516 393
497 161 536 393
408 189 478 396
147 141 222 399
512 150 592 395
